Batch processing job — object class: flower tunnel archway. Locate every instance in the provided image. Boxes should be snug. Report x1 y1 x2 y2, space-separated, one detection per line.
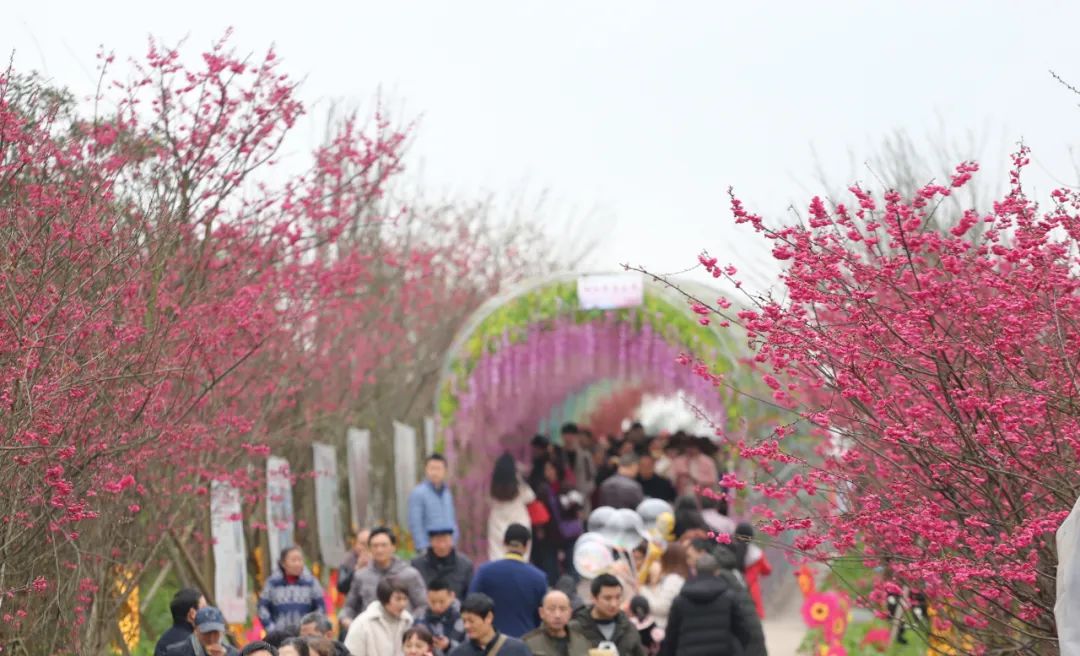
537 379 648 439
434 273 764 558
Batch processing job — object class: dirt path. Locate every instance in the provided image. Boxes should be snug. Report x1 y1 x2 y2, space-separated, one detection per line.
762 577 807 655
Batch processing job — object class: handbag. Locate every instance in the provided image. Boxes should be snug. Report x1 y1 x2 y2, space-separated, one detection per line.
559 517 584 541
526 499 551 526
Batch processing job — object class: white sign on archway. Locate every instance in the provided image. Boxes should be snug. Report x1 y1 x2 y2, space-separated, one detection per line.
577 273 644 310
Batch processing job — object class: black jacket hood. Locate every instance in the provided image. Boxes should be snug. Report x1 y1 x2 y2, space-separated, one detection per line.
680 574 733 605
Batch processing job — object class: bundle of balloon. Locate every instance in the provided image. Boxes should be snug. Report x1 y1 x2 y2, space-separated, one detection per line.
572 499 675 586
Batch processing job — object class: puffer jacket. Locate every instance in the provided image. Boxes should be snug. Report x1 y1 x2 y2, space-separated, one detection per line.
343 600 413 656
411 549 474 600
659 574 766 656
340 557 427 621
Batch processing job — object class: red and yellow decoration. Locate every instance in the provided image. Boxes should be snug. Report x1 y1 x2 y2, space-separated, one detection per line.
817 642 848 656
795 564 816 596
926 604 976 656
114 567 139 653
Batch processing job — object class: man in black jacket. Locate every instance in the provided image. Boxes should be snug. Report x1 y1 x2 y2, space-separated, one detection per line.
411 527 474 599
660 553 767 656
155 588 207 656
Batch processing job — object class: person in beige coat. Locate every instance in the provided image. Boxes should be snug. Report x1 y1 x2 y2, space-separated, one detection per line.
638 543 690 629
487 453 535 561
344 578 414 656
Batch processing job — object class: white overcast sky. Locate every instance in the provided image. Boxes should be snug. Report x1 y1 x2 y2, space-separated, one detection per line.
7 2 1080 289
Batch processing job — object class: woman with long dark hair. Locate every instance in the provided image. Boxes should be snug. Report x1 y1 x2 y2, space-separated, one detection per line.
487 451 535 561
527 455 584 585
639 542 690 628
527 457 561 585
672 495 708 542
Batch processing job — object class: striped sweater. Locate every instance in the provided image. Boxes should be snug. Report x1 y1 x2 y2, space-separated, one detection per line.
257 569 325 632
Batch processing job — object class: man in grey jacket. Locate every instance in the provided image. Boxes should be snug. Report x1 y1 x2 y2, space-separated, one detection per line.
596 453 645 510
339 527 427 629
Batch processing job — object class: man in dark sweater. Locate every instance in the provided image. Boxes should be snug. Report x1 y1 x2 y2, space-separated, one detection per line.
596 453 645 510
155 588 207 656
411 527 474 599
635 453 676 503
449 593 532 656
660 553 766 656
467 524 548 638
570 574 646 656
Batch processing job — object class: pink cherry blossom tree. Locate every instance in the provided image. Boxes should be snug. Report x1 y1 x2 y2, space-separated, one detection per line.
649 150 1076 654
0 35 570 654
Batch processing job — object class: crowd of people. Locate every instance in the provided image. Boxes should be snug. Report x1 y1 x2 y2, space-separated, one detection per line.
153 423 773 656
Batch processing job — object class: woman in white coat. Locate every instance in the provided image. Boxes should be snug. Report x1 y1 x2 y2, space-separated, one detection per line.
343 578 413 656
487 452 535 561
638 542 690 629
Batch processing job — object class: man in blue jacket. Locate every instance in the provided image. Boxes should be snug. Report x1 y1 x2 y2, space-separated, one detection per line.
408 454 459 552
467 524 547 638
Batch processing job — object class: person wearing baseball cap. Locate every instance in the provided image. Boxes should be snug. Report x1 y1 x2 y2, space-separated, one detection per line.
465 523 548 638
411 525 474 599
155 588 206 656
165 606 239 656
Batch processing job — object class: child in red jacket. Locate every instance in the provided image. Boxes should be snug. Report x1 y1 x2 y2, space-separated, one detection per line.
735 522 773 618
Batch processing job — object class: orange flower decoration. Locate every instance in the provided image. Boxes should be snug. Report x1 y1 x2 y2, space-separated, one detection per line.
796 565 816 596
